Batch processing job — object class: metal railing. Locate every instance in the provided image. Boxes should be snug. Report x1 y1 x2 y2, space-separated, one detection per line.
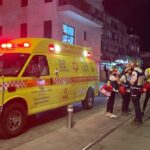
58 0 103 21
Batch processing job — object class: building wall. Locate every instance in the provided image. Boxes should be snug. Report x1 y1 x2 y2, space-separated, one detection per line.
0 0 102 64
101 13 128 61
86 0 104 10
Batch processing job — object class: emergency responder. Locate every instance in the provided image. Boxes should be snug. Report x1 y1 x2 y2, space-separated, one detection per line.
130 62 145 125
120 67 132 115
106 67 120 118
142 67 150 116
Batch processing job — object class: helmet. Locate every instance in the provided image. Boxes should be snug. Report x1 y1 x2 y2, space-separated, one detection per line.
130 58 143 67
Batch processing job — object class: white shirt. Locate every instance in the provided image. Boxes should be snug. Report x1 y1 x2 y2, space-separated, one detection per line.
130 67 144 86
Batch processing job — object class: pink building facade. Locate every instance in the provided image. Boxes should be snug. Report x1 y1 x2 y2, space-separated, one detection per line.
0 0 103 72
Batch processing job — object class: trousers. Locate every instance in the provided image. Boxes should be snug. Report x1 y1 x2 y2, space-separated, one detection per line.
122 92 131 112
131 92 142 123
143 90 150 112
107 91 116 113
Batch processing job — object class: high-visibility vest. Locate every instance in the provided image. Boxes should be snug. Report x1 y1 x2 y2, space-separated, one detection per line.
146 68 150 82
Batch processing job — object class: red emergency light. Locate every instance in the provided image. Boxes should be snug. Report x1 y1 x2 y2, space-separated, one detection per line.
87 52 92 57
0 42 30 49
1 43 13 49
49 44 55 52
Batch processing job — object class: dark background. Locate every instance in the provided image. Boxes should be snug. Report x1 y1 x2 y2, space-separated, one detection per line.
103 0 150 52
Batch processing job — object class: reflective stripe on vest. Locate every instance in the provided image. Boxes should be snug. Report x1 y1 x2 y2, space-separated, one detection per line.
147 68 150 82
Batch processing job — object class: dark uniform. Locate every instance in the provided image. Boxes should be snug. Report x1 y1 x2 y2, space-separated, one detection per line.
120 69 131 114
130 67 145 124
106 68 120 118
142 68 150 115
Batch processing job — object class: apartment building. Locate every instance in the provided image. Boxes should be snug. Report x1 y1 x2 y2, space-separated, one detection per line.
0 0 103 70
127 34 141 57
101 13 128 61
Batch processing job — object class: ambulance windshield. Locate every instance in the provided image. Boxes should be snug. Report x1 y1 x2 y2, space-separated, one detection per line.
0 53 29 77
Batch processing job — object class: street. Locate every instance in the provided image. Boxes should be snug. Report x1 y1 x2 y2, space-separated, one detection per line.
0 95 106 150
0 94 150 150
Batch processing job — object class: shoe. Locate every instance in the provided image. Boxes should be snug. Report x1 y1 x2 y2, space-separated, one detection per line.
131 119 143 126
106 112 111 117
109 113 117 118
131 121 143 126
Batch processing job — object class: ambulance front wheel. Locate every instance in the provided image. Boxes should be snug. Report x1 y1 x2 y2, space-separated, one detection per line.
0 103 27 138
82 88 94 109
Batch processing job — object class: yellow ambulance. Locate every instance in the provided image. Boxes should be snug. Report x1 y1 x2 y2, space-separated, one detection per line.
0 38 99 138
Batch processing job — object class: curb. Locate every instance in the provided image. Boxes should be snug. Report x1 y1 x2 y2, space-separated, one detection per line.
81 114 134 150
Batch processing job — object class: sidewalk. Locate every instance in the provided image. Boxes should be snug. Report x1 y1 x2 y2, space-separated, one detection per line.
89 109 150 150
11 95 136 150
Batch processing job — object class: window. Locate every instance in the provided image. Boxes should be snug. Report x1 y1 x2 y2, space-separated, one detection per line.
63 24 75 45
21 0 28 7
0 26 2 36
23 55 49 77
0 53 29 77
45 0 52 2
44 20 52 38
0 0 2 5
20 23 27 37
84 31 87 41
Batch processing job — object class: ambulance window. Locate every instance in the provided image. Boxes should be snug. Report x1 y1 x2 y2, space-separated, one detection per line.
0 53 29 77
23 55 49 77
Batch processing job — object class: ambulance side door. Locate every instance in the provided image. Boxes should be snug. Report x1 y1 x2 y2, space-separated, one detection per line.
22 55 53 112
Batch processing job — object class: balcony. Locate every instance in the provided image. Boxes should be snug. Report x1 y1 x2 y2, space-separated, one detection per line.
58 0 103 25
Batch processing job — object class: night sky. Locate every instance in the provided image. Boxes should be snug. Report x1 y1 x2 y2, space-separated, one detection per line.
103 0 150 52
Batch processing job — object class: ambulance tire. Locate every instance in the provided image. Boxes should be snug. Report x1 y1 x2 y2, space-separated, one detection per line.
0 103 27 138
82 88 94 110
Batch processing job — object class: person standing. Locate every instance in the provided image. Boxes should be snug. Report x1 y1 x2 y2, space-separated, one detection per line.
142 67 150 115
130 62 145 125
120 67 132 115
104 65 109 83
106 67 120 118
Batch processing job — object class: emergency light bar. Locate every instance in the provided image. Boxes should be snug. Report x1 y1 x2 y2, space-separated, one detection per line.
0 42 30 49
83 50 92 57
49 44 61 52
49 44 92 58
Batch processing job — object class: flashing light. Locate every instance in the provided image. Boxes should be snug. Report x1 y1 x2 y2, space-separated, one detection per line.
23 42 30 48
0 42 30 49
49 44 55 51
1 43 13 49
6 43 13 48
87 52 92 57
83 50 88 57
54 45 61 52
1 43 7 49
83 50 92 57
49 44 61 53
